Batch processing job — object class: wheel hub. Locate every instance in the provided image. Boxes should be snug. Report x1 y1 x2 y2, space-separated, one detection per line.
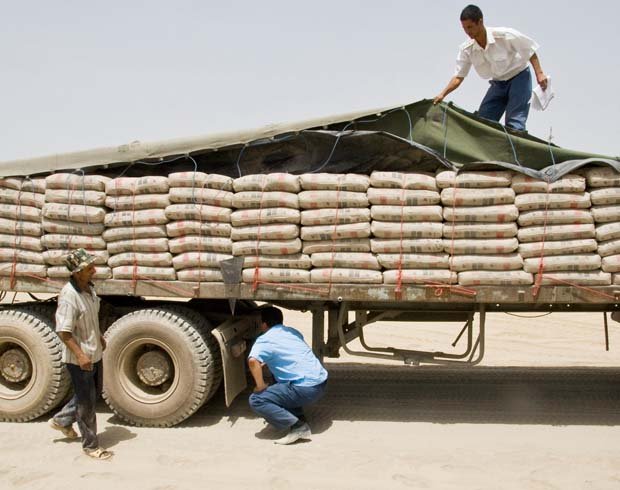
136 350 172 387
0 348 32 383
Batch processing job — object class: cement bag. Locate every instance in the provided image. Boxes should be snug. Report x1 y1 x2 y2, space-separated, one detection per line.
310 252 380 270
519 239 598 258
377 253 450 269
443 223 517 239
303 238 371 254
310 268 383 284
369 171 437 191
371 238 444 254
43 249 109 266
166 221 231 238
534 271 611 286
614 274 620 285
108 252 173 268
168 172 233 191
367 188 440 206
169 187 233 208
0 177 46 193
299 173 369 192
243 267 310 283
169 236 232 254
46 189 106 206
598 239 620 257
445 238 519 254
232 238 302 256
301 222 371 241
102 225 167 242
0 217 42 237
511 173 585 194
590 188 620 206
370 222 442 239
106 176 169 196
440 187 515 206
165 204 231 222
450 254 523 271
518 223 596 242
46 173 110 192
301 208 370 226
585 167 620 188
44 203 106 223
104 209 168 227
231 224 299 241
177 268 224 282
172 252 232 270
243 254 312 270
43 218 104 236
298 191 367 209
47 266 111 280
0 235 42 252
0 204 41 222
0 248 45 265
458 270 533 286
514 193 591 211
601 255 620 273
41 234 107 250
523 254 601 273
591 205 620 223
596 222 620 242
233 173 300 193
0 263 46 277
518 209 593 226
443 204 519 223
231 208 300 226
383 269 457 284
370 205 442 222
0 189 45 208
232 191 299 210
112 266 176 281
436 170 512 189
107 238 169 255
105 194 170 210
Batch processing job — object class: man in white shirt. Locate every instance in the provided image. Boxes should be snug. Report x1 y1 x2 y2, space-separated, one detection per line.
49 248 112 460
433 5 548 131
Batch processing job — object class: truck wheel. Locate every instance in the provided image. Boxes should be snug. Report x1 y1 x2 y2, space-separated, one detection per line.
102 306 221 427
0 307 70 421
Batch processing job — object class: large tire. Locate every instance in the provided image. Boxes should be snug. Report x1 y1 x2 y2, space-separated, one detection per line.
102 306 222 427
0 307 71 421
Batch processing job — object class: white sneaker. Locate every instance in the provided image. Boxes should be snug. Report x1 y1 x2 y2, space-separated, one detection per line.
274 423 311 445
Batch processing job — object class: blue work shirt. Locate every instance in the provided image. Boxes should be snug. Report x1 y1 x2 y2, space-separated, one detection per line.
248 324 328 387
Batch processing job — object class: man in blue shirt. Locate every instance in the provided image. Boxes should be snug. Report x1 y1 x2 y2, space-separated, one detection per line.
248 306 328 445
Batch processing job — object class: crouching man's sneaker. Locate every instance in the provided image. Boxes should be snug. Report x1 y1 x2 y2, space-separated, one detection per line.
274 422 311 445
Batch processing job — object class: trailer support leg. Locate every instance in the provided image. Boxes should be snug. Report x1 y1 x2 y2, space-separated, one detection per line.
311 309 325 362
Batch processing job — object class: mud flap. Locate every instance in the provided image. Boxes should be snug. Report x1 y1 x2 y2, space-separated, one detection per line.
211 315 259 406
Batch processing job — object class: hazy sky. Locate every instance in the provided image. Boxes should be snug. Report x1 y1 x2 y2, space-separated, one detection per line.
1 1 619 163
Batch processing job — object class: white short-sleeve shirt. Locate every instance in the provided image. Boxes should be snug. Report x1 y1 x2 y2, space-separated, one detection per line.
454 27 539 81
55 280 102 365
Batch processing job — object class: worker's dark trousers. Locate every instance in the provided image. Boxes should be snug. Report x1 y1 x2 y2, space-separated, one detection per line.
479 67 532 131
53 361 103 450
249 380 327 430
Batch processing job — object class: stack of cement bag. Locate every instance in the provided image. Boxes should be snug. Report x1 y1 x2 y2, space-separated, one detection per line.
104 176 175 281
230 174 307 284
167 172 234 282
299 173 380 284
0 177 46 279
42 173 111 279
438 170 530 286
368 171 453 285
513 172 609 285
587 167 620 285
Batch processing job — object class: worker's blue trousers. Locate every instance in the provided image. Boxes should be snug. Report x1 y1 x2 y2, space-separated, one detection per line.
479 68 532 131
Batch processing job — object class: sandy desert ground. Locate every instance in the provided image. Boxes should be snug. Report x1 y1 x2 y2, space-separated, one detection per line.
2 299 620 490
